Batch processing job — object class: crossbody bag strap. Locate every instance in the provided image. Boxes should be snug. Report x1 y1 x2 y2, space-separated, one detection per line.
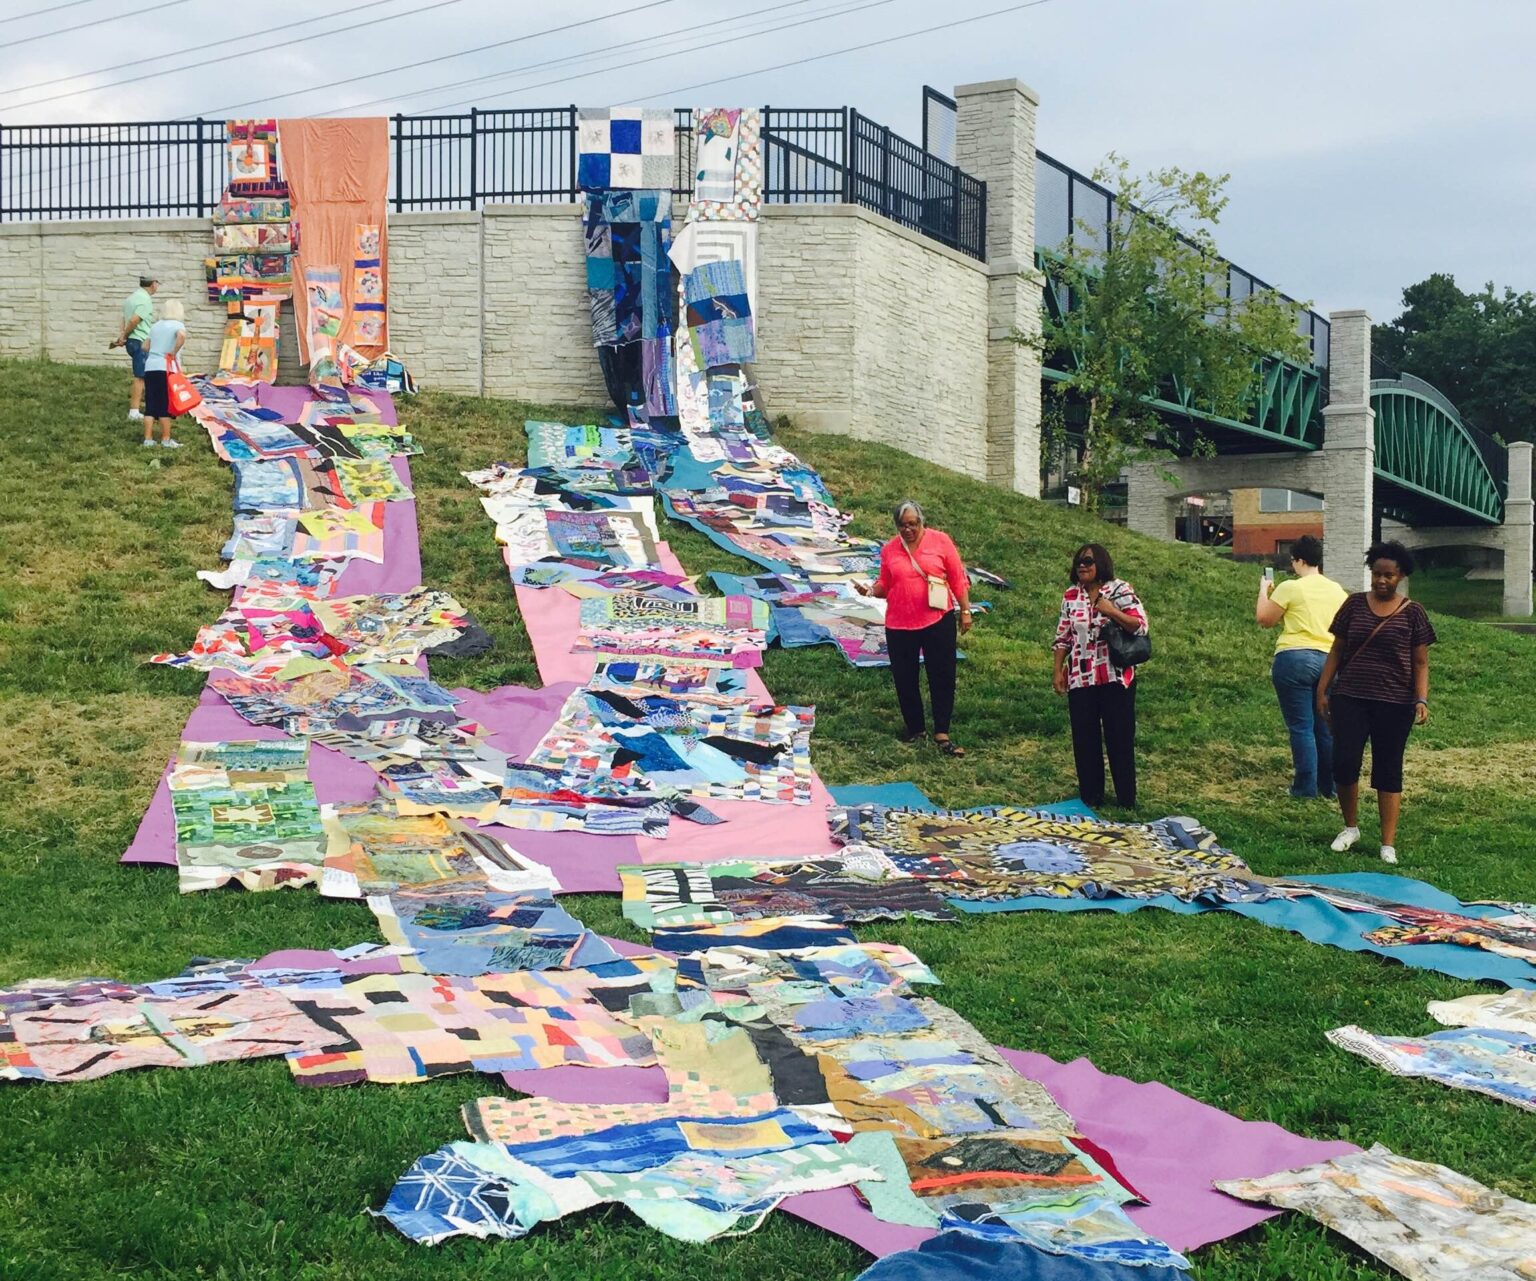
901 536 951 606
1338 598 1407 672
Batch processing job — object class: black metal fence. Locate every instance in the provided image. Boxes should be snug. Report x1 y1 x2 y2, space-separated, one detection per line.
0 106 987 260
1035 150 1331 370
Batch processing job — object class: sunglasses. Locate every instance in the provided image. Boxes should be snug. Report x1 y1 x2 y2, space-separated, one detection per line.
1075 557 1097 568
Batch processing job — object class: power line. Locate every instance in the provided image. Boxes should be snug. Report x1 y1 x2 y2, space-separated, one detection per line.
2 0 185 48
1 0 465 114
197 0 684 119
384 0 880 187
308 0 852 118
0 0 103 26
0 0 411 101
343 0 898 119
639 0 1055 99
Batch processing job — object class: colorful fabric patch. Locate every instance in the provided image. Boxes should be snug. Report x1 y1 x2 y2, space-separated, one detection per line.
683 259 755 368
1217 1144 1536 1281
2 986 326 1083
349 223 386 346
321 802 556 898
168 740 324 893
831 806 1270 906
376 1111 878 1244
1429 987 1536 1035
689 107 762 222
1328 1023 1536 1112
283 969 658 1086
369 886 619 976
332 458 413 505
577 107 675 191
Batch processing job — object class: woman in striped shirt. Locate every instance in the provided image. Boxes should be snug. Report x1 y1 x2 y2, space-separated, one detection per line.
1316 541 1437 865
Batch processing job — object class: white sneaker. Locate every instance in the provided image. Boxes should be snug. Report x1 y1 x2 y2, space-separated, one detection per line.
128 409 143 421
1330 827 1362 852
1379 846 1398 865
140 438 156 448
160 439 182 450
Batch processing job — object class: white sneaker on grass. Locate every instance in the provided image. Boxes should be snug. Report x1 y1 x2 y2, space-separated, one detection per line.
1379 846 1398 865
140 438 156 447
1330 826 1361 852
128 409 143 421
160 439 182 449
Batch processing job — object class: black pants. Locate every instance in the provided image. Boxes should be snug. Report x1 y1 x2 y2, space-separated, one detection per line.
886 613 957 736
142 370 170 419
1330 693 1415 793
1067 681 1137 807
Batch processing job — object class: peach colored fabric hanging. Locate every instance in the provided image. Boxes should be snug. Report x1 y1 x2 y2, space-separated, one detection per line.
279 118 390 361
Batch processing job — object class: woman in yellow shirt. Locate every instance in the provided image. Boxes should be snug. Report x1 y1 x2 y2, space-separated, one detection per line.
1255 535 1349 799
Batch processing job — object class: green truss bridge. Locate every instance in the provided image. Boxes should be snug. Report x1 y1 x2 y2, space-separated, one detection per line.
1035 156 1508 528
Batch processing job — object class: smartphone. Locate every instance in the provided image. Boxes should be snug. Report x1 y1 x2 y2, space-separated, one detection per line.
1263 567 1275 585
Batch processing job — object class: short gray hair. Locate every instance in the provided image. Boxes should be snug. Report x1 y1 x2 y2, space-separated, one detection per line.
892 499 925 527
160 299 185 321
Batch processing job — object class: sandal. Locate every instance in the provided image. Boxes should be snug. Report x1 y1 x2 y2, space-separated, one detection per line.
899 730 925 744
935 738 965 758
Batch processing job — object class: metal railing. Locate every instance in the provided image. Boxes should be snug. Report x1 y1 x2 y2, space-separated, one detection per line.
0 106 987 259
1034 149 1331 369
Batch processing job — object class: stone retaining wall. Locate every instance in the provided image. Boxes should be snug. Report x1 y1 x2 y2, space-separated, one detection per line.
0 202 998 481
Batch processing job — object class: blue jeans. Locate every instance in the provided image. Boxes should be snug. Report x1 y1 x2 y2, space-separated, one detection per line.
1271 649 1334 798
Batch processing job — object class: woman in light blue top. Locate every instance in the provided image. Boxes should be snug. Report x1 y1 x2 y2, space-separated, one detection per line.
141 299 187 449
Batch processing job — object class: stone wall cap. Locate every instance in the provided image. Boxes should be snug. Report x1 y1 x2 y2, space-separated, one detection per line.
392 209 482 227
1329 308 1372 320
483 202 582 217
954 78 1040 105
5 216 208 235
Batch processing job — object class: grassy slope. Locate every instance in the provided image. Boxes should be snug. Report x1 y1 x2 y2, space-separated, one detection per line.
1407 565 1506 622
1 359 1533 1281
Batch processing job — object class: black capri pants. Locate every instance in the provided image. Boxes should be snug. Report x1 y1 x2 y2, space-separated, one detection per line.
1330 693 1415 793
142 370 171 419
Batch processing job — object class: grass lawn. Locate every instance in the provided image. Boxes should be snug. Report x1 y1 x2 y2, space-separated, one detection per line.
2 357 1534 1280
1406 564 1523 623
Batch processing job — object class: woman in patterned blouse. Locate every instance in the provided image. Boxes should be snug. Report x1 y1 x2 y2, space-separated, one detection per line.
1052 543 1149 809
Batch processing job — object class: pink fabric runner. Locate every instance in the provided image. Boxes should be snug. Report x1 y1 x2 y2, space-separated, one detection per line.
1000 1049 1360 1251
239 942 1351 1258
500 1040 1358 1258
123 386 419 867
513 541 841 870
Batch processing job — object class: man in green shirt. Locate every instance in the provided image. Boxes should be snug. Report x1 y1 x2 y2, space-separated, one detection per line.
109 274 158 420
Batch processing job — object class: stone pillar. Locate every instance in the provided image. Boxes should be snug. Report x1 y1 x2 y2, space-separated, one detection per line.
1504 441 1534 617
954 78 1043 497
1126 461 1179 540
1320 309 1375 590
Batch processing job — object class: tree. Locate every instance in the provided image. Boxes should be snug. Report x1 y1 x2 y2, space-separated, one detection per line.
1028 155 1313 510
1374 275 1536 443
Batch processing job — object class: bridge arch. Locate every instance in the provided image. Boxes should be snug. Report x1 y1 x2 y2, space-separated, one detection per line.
1370 376 1505 526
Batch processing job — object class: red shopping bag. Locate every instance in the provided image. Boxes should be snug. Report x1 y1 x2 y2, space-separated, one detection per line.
165 357 202 417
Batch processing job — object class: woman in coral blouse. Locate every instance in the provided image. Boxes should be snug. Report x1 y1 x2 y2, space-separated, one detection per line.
855 500 973 756
1052 542 1148 808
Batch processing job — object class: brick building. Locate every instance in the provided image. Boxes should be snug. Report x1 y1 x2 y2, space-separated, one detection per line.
1230 487 1324 560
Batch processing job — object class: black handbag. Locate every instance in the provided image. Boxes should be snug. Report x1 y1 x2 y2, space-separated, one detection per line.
1105 625 1151 670
1103 597 1151 670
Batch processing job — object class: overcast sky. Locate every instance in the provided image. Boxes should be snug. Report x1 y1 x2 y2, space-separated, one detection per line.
3 0 1528 321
